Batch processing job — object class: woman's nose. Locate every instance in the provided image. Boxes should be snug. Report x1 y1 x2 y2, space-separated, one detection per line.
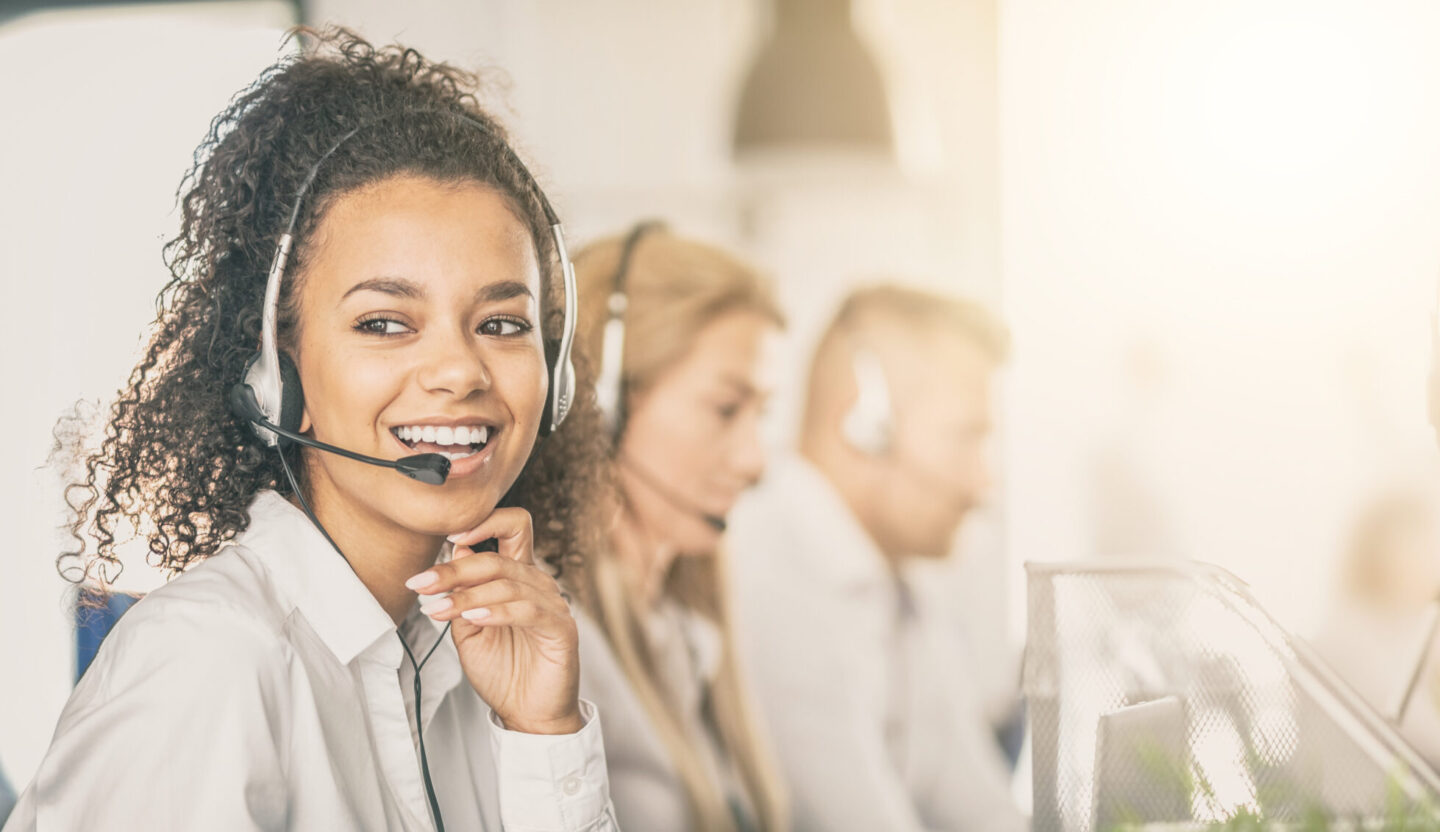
416 327 492 398
729 411 767 488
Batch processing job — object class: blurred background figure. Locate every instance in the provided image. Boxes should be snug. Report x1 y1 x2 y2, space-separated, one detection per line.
569 225 790 832
728 285 1025 832
1315 486 1440 767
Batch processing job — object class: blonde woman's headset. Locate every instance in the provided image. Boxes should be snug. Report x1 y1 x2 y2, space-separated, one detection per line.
593 221 727 532
595 220 664 441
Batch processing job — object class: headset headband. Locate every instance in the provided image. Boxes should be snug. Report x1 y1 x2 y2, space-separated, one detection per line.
245 110 578 445
595 220 665 441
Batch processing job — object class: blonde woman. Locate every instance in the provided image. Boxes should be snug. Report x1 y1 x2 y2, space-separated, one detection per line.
568 223 789 832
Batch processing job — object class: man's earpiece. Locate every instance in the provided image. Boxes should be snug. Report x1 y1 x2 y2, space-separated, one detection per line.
843 346 893 456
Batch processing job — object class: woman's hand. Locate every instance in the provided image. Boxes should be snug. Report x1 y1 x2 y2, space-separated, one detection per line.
405 508 583 735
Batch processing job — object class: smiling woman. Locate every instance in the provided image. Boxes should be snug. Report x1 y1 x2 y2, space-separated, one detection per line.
10 26 618 832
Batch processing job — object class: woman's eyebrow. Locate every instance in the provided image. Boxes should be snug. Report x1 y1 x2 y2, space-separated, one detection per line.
716 373 760 398
339 277 534 304
342 276 424 301
476 280 535 304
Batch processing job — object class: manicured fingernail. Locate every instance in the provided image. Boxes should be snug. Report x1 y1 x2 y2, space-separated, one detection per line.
420 598 453 616
405 572 438 591
462 607 492 622
446 533 464 543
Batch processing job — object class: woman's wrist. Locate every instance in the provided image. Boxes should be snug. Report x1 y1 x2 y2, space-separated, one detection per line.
501 707 586 736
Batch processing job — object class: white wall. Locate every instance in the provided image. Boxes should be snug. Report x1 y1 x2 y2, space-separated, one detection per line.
999 0 1440 637
0 0 296 786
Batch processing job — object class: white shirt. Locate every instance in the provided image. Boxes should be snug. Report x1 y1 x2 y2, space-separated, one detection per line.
5 491 618 832
727 457 1025 832
576 604 756 831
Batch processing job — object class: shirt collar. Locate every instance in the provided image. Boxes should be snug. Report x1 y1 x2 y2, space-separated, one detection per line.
235 490 438 667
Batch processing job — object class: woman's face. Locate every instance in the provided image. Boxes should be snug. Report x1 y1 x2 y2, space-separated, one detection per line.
290 174 548 537
617 309 777 556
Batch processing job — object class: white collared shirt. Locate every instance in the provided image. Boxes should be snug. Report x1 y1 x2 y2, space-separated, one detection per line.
727 457 1025 832
4 491 618 832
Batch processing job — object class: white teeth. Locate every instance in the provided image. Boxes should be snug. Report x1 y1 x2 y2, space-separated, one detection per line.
440 450 478 461
396 425 490 446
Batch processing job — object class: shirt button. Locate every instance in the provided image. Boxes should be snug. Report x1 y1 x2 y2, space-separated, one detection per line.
562 776 583 796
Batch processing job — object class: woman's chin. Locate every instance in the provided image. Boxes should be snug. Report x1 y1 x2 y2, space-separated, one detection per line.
675 523 726 558
380 493 501 540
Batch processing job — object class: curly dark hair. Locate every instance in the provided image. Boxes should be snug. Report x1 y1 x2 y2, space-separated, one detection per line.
60 27 609 584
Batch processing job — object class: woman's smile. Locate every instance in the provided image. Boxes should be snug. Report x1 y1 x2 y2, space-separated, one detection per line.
388 419 503 479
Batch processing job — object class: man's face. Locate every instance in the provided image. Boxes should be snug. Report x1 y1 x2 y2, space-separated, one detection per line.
872 331 998 558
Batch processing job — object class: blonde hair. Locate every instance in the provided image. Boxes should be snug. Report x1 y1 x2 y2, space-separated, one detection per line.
571 228 789 832
825 283 1009 362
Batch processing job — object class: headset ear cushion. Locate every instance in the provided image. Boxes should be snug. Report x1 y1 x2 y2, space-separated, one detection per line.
276 352 305 435
540 338 561 436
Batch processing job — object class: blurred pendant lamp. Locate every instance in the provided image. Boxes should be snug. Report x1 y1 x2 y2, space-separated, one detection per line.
733 0 895 160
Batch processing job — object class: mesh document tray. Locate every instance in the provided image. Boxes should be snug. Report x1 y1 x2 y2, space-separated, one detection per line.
1024 561 1440 831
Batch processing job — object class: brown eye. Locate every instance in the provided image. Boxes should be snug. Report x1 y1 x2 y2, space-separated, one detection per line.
355 317 409 335
478 317 531 337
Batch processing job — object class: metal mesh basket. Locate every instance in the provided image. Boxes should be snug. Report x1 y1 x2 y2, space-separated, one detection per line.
1024 561 1440 831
